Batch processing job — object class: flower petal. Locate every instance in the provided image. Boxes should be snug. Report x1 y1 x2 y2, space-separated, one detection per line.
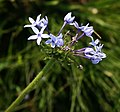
68 16 75 23
56 39 64 47
98 52 106 58
85 48 94 53
90 39 99 46
49 34 56 42
24 24 33 28
45 39 52 44
91 58 100 64
37 37 42 45
29 17 35 24
73 21 79 28
58 33 63 39
32 27 39 34
51 42 55 48
43 16 48 25
28 35 38 40
83 23 89 31
41 34 50 38
36 14 41 23
64 12 75 24
64 12 72 21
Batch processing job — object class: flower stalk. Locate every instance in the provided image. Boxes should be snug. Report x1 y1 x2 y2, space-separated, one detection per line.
5 58 55 112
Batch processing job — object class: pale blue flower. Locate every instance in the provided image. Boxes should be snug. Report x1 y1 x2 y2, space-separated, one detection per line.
73 22 94 37
73 21 80 30
89 37 104 52
89 37 100 46
28 27 50 45
24 14 48 30
84 46 106 64
64 12 75 24
58 12 75 35
73 39 106 64
24 14 42 28
39 16 48 28
55 34 64 47
42 16 48 26
45 33 64 48
84 38 106 64
45 34 56 48
81 23 94 36
91 56 102 64
84 47 95 59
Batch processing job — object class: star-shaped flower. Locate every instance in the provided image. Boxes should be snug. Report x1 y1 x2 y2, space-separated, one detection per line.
57 12 75 35
73 22 94 37
45 33 64 48
24 14 42 28
89 38 100 46
64 12 75 24
80 23 94 37
84 46 106 64
28 27 50 45
89 37 104 52
73 37 106 64
38 16 48 28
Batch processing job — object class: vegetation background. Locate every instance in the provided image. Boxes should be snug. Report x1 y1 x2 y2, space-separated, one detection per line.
0 0 120 112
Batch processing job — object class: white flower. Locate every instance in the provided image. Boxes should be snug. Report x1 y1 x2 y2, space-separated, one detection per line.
28 27 50 45
24 14 42 28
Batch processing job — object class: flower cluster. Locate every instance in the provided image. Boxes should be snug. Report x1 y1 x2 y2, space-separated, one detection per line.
73 37 106 64
24 12 106 64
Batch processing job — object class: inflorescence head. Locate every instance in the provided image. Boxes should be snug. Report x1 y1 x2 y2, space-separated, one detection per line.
24 12 106 64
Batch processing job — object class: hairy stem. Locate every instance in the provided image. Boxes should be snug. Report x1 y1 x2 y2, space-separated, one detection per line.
5 58 55 112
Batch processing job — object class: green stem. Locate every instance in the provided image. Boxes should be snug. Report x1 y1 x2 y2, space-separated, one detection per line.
5 58 55 112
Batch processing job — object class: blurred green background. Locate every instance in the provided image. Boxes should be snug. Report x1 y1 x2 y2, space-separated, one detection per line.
0 0 120 112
